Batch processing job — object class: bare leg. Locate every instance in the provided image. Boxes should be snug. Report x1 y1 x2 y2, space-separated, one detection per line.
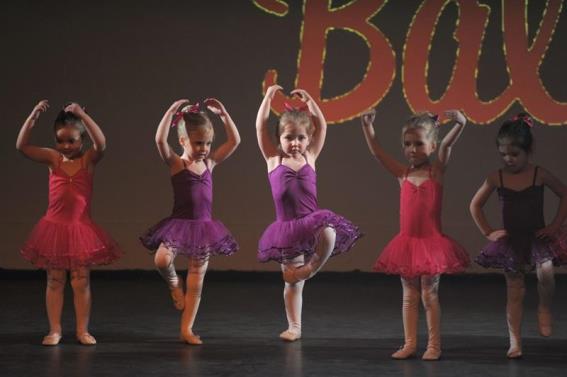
154 245 184 310
43 269 66 346
180 257 209 345
536 260 555 337
280 255 305 341
421 275 441 360
505 272 525 358
283 227 336 283
71 267 96 345
392 277 419 359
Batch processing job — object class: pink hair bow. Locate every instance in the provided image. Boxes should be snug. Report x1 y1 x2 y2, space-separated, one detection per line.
511 114 534 128
430 114 440 128
283 102 309 113
171 103 201 128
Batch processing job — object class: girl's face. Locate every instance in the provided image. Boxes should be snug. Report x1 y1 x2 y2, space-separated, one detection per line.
498 141 529 173
181 128 213 161
279 122 310 158
403 129 436 167
55 125 83 159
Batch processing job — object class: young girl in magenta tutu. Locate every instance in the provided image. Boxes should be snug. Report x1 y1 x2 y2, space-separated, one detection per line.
361 109 469 360
256 85 362 342
16 100 122 346
140 98 240 344
470 113 567 358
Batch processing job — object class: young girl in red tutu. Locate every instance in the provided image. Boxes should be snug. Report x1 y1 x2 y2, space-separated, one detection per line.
361 109 469 360
470 113 567 358
256 86 361 342
140 99 239 344
16 100 122 346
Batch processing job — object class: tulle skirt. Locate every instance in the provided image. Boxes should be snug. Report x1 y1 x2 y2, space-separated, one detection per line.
258 209 362 263
476 228 567 272
374 233 469 278
140 217 238 260
21 217 122 270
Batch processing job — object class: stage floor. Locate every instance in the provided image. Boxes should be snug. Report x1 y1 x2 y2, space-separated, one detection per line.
1 271 566 377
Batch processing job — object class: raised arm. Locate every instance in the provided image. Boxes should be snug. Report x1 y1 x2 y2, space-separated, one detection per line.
360 109 406 178
155 99 188 166
256 85 281 161
64 103 106 165
205 98 241 169
469 174 506 241
290 89 326 160
16 100 59 165
536 168 567 240
437 109 466 168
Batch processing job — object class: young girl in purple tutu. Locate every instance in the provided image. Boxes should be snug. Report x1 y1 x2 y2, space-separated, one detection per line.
16 100 122 346
361 109 469 360
256 85 362 342
140 98 240 344
470 113 567 358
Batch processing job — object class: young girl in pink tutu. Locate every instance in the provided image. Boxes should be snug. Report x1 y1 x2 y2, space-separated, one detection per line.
140 98 240 344
256 85 361 342
470 113 567 358
361 109 469 360
16 100 122 346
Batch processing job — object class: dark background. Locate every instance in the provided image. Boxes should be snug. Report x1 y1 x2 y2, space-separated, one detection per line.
1 0 566 271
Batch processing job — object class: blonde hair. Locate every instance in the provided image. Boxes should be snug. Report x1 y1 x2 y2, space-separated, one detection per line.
276 110 313 139
176 110 213 139
401 112 439 145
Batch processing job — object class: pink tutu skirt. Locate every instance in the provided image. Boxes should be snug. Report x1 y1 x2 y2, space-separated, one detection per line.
21 217 122 270
374 233 469 278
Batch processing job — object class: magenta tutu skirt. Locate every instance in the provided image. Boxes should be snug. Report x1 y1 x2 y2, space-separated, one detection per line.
140 218 238 260
21 218 122 270
374 233 470 278
258 209 362 263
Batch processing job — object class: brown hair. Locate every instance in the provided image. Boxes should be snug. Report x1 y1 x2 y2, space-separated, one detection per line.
276 109 313 140
401 112 439 145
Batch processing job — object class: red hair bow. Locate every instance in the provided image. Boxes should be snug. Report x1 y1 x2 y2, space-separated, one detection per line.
283 102 309 113
171 103 201 128
511 114 534 128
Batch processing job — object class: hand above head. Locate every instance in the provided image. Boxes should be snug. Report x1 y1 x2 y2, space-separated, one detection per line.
265 85 283 100
444 109 466 125
204 98 227 117
168 99 190 115
290 88 314 103
31 99 49 120
487 229 507 242
361 109 376 127
64 103 87 118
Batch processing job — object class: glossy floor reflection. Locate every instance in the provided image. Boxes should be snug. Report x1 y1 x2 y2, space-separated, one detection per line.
1 271 566 377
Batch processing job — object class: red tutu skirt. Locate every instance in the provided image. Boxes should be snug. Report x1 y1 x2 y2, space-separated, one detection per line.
21 217 122 270
374 233 469 278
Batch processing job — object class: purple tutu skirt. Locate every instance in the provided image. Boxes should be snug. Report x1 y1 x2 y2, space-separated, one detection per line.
476 228 567 272
140 217 238 260
258 209 362 263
